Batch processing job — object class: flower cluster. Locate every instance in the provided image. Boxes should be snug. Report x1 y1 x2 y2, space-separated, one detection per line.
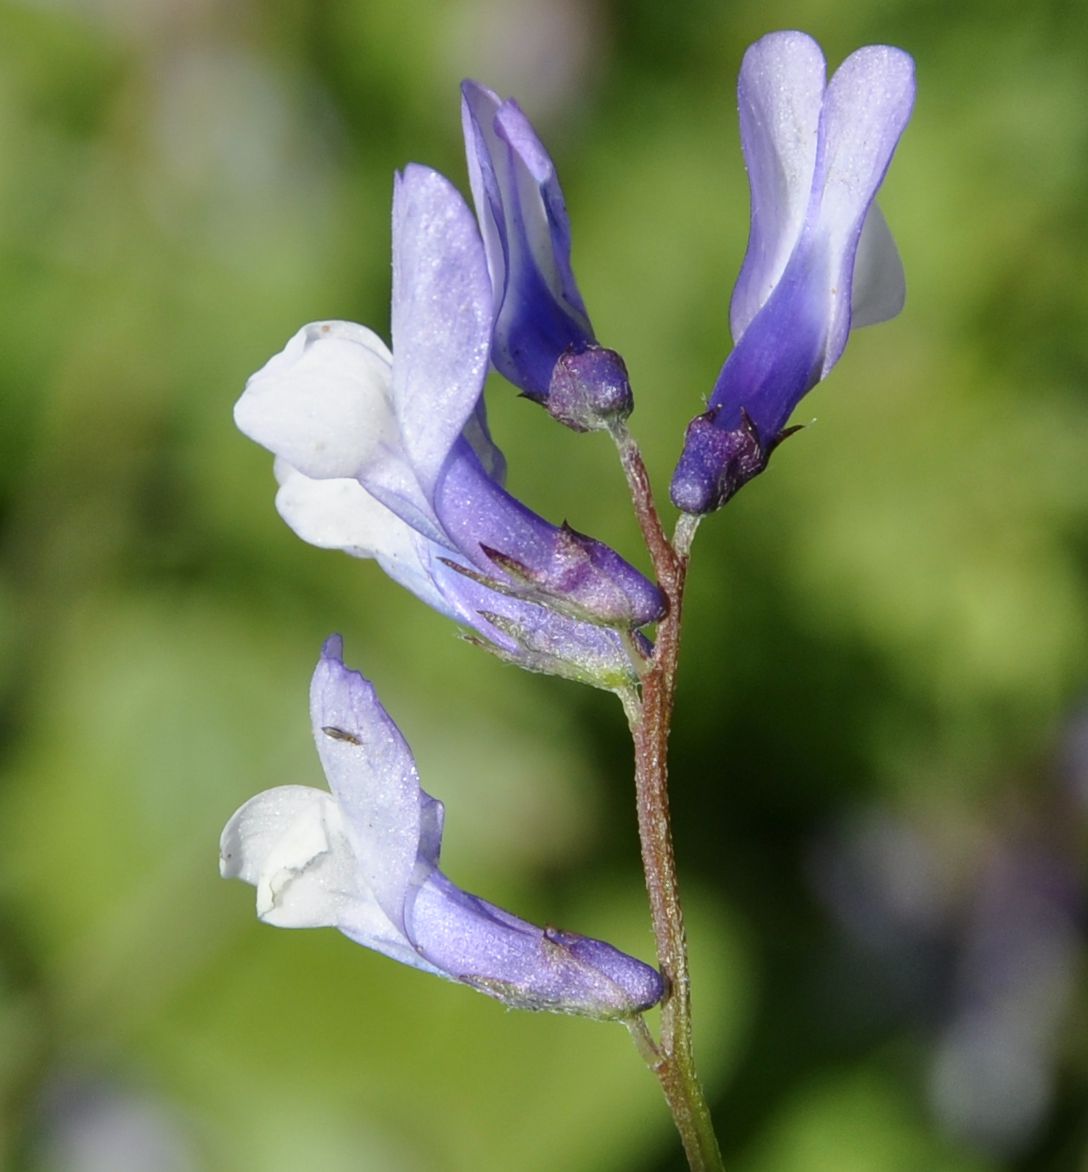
224 31 913 1021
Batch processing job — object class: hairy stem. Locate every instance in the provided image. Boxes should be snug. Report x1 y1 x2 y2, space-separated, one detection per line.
613 426 722 1171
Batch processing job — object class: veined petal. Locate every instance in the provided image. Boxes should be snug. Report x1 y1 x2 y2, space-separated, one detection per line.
309 636 432 931
811 43 915 372
234 321 398 481
729 31 826 341
390 165 492 492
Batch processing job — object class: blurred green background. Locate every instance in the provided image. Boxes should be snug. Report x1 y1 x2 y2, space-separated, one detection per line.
1 0 1086 1169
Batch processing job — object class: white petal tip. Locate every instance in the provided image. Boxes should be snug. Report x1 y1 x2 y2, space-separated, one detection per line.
219 785 355 930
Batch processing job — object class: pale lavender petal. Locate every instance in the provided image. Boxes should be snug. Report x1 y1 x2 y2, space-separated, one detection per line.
729 31 826 341
309 636 432 931
273 459 427 567
270 466 643 681
813 43 915 371
850 202 906 327
390 164 492 491
235 151 657 678
269 468 520 652
335 906 446 975
273 459 466 618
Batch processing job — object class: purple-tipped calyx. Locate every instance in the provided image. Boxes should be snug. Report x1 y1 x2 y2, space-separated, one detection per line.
671 31 916 514
220 637 665 1019
461 81 631 431
234 165 663 689
548 345 633 433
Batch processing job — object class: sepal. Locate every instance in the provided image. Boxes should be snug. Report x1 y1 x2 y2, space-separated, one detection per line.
466 610 641 690
671 408 801 514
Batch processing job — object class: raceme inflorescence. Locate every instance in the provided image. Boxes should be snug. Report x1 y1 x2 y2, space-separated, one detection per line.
221 31 915 1170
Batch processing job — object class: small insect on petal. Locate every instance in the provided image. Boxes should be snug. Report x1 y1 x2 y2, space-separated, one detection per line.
322 725 362 745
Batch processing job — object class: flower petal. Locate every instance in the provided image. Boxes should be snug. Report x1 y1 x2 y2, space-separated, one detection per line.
220 783 444 974
492 97 590 331
461 80 594 400
673 35 914 515
309 637 433 932
462 398 507 485
234 321 398 481
670 245 829 514
715 236 831 434
811 43 915 371
461 81 508 306
729 31 827 341
390 164 492 492
273 459 452 611
219 784 358 929
849 202 906 327
273 459 416 561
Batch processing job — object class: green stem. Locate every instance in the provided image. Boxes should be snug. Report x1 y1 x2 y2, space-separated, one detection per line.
612 426 722 1171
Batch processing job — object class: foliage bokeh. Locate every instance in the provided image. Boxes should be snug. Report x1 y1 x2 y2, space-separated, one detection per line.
1 1 1085 1169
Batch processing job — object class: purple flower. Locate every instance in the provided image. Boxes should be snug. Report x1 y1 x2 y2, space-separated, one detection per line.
671 32 915 513
220 637 664 1019
462 81 632 431
235 164 663 688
